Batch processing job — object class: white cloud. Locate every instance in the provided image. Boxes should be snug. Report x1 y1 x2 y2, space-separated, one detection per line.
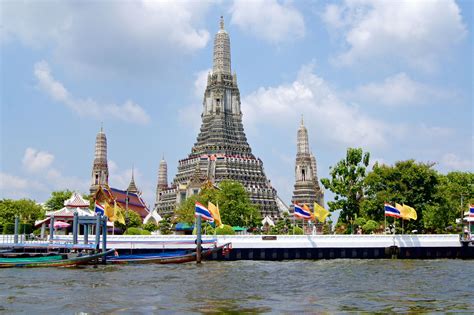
1 1 211 76
230 0 305 43
349 73 453 107
34 61 150 124
242 63 389 148
322 0 467 71
0 172 29 190
440 153 473 171
22 148 55 173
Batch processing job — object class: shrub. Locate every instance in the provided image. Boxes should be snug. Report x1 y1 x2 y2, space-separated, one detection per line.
363 220 379 234
215 225 235 235
203 223 215 235
292 226 304 235
124 227 151 235
354 217 366 228
142 222 158 232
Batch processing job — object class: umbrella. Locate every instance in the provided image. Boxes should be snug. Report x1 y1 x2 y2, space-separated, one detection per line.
54 221 70 229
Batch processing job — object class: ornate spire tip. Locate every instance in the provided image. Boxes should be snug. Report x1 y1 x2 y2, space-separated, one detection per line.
220 16 224 30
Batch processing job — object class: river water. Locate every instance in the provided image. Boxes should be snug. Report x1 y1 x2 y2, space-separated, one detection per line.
1 259 472 313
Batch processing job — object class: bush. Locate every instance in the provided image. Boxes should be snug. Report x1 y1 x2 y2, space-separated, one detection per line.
3 223 15 234
354 217 366 228
142 222 158 232
363 220 379 234
215 225 235 235
203 223 215 235
124 227 151 235
292 226 304 235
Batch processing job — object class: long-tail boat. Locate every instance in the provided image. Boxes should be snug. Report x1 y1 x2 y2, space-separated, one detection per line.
0 248 115 268
107 242 232 264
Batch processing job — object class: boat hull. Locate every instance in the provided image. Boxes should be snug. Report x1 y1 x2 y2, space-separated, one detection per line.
0 249 115 268
108 243 231 264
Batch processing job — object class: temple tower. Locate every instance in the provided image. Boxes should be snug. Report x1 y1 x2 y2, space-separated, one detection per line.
291 116 324 211
127 167 139 194
155 156 168 206
90 126 109 195
156 17 284 218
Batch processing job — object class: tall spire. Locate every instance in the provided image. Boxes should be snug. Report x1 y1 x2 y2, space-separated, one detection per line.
297 115 310 155
213 16 231 74
90 126 109 194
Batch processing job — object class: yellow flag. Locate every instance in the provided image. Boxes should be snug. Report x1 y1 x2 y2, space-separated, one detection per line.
114 202 126 225
403 204 417 220
313 202 329 222
396 203 408 220
104 202 115 220
208 202 222 227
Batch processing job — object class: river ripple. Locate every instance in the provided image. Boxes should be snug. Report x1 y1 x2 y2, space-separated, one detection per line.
1 260 472 314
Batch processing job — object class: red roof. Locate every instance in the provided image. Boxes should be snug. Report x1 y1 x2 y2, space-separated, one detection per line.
107 188 150 219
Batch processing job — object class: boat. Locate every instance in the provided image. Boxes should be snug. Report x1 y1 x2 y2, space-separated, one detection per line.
0 248 116 268
107 242 232 264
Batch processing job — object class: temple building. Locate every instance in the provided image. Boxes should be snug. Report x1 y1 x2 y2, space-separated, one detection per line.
156 17 286 218
290 116 324 212
89 127 149 219
90 126 109 195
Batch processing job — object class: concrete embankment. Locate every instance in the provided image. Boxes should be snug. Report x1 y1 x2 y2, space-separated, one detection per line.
73 234 474 259
4 234 473 259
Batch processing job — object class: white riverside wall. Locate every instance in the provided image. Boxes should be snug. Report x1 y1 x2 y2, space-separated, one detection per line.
49 234 462 250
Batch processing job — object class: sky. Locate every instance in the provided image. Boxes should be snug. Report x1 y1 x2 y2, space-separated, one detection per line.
1 0 473 210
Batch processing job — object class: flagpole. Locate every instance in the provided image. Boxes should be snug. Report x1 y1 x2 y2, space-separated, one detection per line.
384 215 387 234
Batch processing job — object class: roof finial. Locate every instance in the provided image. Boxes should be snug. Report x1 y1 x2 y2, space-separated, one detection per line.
301 114 304 126
220 16 224 30
100 121 104 132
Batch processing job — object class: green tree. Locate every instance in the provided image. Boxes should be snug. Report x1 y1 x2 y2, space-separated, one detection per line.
362 160 440 232
215 180 261 227
174 180 261 227
142 221 158 232
159 214 173 235
362 220 379 234
321 148 370 223
115 210 142 231
44 190 73 211
423 171 474 233
0 199 45 227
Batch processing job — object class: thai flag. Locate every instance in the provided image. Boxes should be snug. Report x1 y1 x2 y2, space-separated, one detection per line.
384 203 400 218
294 203 312 219
469 204 474 217
95 201 105 216
195 202 214 222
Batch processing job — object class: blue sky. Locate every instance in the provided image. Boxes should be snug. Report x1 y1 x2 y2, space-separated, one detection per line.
1 0 472 209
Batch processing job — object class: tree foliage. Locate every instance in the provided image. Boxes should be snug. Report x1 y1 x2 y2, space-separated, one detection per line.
115 210 142 231
158 214 173 235
0 199 45 227
44 190 73 211
362 160 440 232
321 148 370 223
215 224 235 235
174 180 261 227
423 172 474 233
